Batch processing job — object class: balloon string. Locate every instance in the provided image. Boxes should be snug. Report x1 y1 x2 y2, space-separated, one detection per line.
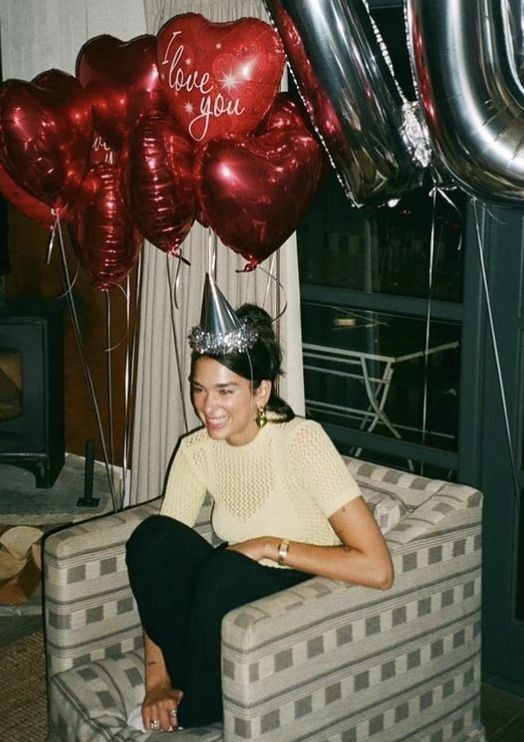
105 290 116 502
166 256 189 433
420 186 464 474
123 255 143 507
419 188 438 472
55 261 80 300
263 254 276 310
170 253 184 311
119 277 130 509
176 250 191 266
108 277 136 509
484 204 508 225
430 186 464 252
46 214 58 264
47 213 82 300
257 262 288 324
208 229 218 279
55 216 118 512
104 283 130 352
241 261 251 307
473 200 520 503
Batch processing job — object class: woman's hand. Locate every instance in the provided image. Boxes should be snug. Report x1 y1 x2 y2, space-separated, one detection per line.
142 682 184 732
227 537 274 562
229 498 394 589
142 630 183 731
226 499 394 590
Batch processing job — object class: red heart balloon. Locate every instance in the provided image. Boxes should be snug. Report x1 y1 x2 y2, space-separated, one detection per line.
77 34 167 150
128 112 196 256
195 128 325 270
257 91 317 134
90 133 117 166
70 155 143 291
194 92 309 233
0 162 54 230
157 13 285 144
0 70 93 214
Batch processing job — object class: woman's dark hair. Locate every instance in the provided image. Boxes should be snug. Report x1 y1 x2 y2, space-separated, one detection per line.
191 304 295 422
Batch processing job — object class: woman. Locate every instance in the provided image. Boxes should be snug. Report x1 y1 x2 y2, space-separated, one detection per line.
126 300 393 733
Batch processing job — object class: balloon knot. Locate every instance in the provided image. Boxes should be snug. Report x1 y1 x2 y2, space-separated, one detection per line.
166 245 191 266
236 260 258 273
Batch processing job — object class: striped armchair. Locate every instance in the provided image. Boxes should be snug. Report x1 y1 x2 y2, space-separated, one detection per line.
44 458 486 741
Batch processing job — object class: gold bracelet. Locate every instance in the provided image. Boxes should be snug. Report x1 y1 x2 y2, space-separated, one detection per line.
277 539 290 565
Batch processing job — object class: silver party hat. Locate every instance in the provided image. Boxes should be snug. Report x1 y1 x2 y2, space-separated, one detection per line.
188 273 258 354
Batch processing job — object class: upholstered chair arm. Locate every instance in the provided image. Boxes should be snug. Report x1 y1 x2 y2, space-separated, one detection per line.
44 500 162 677
221 499 483 742
43 495 217 677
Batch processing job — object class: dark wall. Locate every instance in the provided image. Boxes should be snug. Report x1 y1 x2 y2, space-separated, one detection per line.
5 208 134 465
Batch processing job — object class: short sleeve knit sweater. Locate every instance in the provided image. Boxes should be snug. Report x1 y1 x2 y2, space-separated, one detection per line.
160 417 361 563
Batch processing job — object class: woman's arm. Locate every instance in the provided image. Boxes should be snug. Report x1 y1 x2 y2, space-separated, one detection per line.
141 630 183 732
228 496 394 589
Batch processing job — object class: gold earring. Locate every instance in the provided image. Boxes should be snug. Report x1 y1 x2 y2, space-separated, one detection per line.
256 407 267 428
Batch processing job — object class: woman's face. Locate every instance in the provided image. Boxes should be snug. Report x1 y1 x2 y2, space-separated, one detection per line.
190 356 271 446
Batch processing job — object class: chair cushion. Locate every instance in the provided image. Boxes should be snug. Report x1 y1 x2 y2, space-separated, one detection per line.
48 649 223 741
343 456 449 535
344 456 446 508
366 492 407 534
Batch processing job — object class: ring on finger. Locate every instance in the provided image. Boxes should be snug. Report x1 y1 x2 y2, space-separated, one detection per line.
150 718 160 729
169 708 178 718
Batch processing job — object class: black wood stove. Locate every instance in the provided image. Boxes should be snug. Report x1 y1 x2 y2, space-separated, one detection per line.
0 299 65 487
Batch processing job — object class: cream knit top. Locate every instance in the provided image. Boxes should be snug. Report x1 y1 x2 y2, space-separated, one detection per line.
160 417 361 566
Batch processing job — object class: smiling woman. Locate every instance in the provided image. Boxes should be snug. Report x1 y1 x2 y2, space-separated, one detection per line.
190 356 271 446
125 276 393 732
189 301 290 445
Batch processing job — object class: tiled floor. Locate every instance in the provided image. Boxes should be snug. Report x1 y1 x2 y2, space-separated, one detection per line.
0 610 523 740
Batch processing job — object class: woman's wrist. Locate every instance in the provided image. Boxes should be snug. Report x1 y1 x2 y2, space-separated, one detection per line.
144 659 171 690
265 536 292 565
145 670 171 691
277 538 291 565
264 536 281 562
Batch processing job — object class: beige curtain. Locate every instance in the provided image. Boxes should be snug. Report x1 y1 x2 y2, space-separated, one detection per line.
0 0 146 79
130 0 305 503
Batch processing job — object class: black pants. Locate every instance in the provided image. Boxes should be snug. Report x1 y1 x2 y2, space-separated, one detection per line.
125 515 309 727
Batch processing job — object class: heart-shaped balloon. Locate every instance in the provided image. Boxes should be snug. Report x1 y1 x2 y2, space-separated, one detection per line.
90 133 117 166
70 155 143 291
0 162 54 230
0 69 93 214
193 92 311 232
128 112 196 255
257 91 317 134
77 34 167 150
157 13 285 144
195 127 325 270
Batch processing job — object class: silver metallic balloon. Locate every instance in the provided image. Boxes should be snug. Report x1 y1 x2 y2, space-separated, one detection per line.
405 0 524 204
506 0 524 73
263 0 426 206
